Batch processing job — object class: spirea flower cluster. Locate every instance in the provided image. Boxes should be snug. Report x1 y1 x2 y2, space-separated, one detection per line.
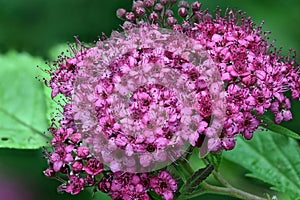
43 0 300 199
118 0 300 148
70 28 226 173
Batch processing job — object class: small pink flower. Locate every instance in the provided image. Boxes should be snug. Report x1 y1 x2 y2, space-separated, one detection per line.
50 145 74 172
222 137 236 151
72 161 83 173
65 175 85 195
70 133 82 144
150 171 177 200
241 113 259 140
76 146 90 158
84 158 104 175
43 169 55 177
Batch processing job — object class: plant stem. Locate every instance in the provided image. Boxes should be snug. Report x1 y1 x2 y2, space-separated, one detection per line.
202 158 231 187
178 156 267 200
212 170 232 188
185 181 267 200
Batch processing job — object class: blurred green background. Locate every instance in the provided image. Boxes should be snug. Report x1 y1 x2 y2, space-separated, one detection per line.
0 0 300 200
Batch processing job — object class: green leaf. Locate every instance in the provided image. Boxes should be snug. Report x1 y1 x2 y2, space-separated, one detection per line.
0 51 50 149
186 147 206 172
180 164 214 194
261 116 300 140
204 152 223 171
173 159 195 182
224 129 300 199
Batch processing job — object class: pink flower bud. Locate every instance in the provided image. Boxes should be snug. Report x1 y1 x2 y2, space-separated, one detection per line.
76 146 90 158
192 1 201 12
116 8 126 19
178 7 188 18
72 161 83 173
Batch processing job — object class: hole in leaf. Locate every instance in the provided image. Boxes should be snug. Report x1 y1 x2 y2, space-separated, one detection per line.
1 137 9 141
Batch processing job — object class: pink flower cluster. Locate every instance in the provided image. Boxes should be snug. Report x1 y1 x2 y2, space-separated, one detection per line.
118 0 300 150
44 65 179 199
74 38 223 172
43 0 300 199
99 171 177 200
44 31 180 200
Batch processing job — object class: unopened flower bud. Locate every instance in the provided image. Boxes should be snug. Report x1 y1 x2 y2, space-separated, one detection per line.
70 133 82 144
143 0 155 8
76 146 90 158
181 21 191 30
126 12 136 22
149 12 159 22
135 7 146 17
132 0 143 11
165 9 174 17
160 0 169 5
116 8 126 19
154 3 163 12
178 1 190 9
72 161 83 173
192 1 201 12
167 17 177 26
44 169 55 177
178 7 188 18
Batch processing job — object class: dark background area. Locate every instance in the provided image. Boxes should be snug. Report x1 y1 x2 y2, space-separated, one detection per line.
0 0 299 200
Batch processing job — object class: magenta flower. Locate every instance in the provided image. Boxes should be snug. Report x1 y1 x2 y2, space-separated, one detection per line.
84 158 104 175
150 171 178 200
76 146 90 158
71 161 83 174
43 1 300 199
65 175 85 195
50 145 74 172
99 172 152 200
51 128 73 145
